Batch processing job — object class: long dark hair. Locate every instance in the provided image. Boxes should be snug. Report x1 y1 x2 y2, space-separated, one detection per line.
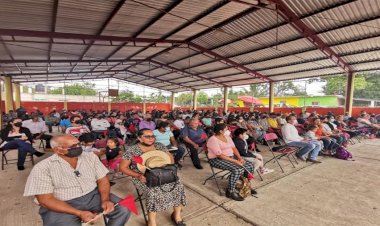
214 123 227 135
6 118 22 130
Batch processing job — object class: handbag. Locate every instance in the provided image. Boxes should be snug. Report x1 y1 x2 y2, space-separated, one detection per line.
144 164 179 190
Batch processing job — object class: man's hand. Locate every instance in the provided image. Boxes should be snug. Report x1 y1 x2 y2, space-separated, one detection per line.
78 210 96 223
101 200 115 214
238 158 246 165
192 143 200 149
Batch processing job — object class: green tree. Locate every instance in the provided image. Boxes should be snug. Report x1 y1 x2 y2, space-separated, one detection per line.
322 74 370 96
175 92 193 106
197 91 208 106
275 81 307 96
240 84 269 97
112 90 143 102
48 82 96 96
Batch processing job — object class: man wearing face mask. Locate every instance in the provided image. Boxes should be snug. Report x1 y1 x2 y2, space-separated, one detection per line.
24 134 131 226
91 114 111 139
153 121 185 167
139 114 156 130
281 116 322 163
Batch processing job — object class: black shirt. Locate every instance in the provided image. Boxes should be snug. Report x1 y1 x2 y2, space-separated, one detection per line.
105 147 120 161
233 137 255 158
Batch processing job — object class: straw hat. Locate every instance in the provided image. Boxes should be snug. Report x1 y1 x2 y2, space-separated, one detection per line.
136 150 172 174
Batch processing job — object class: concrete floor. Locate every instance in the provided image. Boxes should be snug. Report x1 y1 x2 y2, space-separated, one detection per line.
0 137 379 226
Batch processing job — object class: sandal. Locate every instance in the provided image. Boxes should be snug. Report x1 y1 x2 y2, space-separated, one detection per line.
171 213 186 226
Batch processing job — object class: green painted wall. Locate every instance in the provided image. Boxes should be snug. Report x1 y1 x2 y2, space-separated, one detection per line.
298 96 339 107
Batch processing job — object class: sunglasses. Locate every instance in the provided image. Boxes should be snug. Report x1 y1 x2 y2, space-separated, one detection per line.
142 135 156 139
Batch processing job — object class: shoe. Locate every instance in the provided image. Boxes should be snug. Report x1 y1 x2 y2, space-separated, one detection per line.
17 166 25 171
251 189 258 195
34 151 45 157
171 213 186 226
307 159 322 164
226 190 244 201
110 181 116 186
194 165 203 170
176 162 183 170
295 153 306 162
255 148 261 153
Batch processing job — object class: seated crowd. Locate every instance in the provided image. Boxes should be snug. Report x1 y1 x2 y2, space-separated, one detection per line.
1 107 379 226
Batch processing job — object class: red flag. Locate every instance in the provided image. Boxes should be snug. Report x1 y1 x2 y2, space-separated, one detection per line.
132 156 143 165
118 194 138 215
247 173 255 180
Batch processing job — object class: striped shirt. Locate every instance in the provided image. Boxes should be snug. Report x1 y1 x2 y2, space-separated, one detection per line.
24 152 108 201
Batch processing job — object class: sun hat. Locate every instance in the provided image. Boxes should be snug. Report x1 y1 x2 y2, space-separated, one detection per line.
136 150 172 174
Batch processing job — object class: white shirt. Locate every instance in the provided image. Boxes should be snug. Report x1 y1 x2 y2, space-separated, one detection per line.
91 118 110 131
281 123 303 143
173 119 185 129
24 152 108 201
322 123 333 134
22 119 47 134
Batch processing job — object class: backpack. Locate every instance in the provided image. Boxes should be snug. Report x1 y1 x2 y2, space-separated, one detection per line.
335 147 353 160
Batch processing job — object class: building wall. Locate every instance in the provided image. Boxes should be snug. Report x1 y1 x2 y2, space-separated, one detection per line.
300 96 340 107
259 97 299 106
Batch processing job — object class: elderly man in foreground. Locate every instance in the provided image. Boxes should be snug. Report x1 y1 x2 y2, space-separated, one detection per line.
24 134 131 226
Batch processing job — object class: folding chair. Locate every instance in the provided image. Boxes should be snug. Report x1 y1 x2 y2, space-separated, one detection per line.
203 149 231 196
134 186 148 226
263 133 299 173
1 149 34 170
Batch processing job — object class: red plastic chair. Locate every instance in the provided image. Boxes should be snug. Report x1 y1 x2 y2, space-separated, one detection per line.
263 133 299 173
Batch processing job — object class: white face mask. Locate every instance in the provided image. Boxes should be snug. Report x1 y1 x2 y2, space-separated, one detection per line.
224 130 231 137
243 134 249 140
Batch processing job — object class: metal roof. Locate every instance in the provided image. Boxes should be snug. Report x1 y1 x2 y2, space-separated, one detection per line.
0 0 379 93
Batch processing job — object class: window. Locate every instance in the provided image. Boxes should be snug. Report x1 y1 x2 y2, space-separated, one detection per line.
311 101 319 106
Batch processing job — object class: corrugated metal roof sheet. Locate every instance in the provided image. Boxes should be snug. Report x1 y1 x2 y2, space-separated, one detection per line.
1 0 380 90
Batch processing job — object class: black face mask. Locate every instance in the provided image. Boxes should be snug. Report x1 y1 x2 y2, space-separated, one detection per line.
74 120 81 124
14 122 22 127
146 118 152 121
139 142 152 147
65 146 83 158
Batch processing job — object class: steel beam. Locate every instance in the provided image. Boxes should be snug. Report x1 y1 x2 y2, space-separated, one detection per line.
188 42 271 82
88 0 185 77
166 0 360 68
69 0 125 75
0 59 146 64
267 0 353 72
0 29 187 45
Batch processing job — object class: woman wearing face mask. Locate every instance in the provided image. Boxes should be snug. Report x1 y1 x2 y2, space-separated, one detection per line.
233 128 273 175
206 124 255 201
120 129 187 226
153 121 185 167
0 118 45 170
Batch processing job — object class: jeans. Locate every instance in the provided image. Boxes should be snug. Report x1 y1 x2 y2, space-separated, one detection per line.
184 142 204 167
174 146 186 164
2 140 37 166
45 122 54 133
39 189 131 226
321 138 338 150
287 140 321 160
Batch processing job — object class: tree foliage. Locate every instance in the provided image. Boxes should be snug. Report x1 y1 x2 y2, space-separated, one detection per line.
48 82 97 96
322 74 378 98
112 90 143 103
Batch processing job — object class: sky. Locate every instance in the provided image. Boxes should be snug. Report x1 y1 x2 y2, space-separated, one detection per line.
20 78 327 97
